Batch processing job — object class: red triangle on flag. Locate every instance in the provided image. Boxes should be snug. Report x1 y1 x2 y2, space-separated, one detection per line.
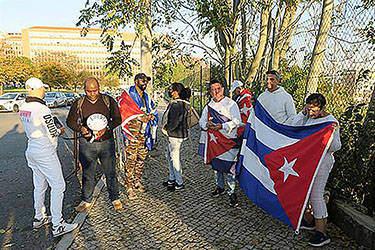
206 129 237 164
264 124 334 228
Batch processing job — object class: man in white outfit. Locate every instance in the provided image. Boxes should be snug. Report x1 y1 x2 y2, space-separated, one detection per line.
257 70 296 125
19 78 78 237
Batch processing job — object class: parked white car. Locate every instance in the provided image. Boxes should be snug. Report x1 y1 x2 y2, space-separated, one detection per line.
0 92 27 112
44 92 67 108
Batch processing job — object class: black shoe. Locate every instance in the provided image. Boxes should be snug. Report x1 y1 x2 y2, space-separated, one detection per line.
229 193 238 207
162 180 175 187
300 219 315 231
309 231 330 247
174 183 185 191
211 187 225 197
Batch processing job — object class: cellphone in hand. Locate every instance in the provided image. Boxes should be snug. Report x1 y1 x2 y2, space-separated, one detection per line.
53 116 63 129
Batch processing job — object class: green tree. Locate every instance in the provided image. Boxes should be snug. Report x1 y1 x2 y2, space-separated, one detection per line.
38 62 71 89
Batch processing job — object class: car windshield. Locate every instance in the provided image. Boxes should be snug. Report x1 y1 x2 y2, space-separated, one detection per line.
45 92 56 97
0 93 17 99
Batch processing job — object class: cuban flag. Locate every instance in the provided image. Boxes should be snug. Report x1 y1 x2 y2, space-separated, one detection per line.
118 90 144 140
236 100 336 232
198 106 238 173
235 89 252 137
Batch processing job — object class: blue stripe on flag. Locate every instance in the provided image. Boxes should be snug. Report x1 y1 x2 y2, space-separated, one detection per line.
254 100 334 139
210 158 234 173
244 126 273 167
208 106 230 124
237 155 293 228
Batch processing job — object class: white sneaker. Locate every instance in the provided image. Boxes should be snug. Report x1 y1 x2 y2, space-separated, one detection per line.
33 216 52 229
52 221 78 237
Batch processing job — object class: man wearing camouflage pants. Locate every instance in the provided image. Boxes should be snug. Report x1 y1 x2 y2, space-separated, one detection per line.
119 73 158 200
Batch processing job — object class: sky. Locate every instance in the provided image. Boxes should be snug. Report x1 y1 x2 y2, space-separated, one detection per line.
0 0 88 33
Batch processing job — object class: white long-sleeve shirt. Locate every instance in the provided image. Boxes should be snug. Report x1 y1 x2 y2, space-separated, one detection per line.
199 97 241 139
19 97 61 153
292 111 342 169
257 86 296 125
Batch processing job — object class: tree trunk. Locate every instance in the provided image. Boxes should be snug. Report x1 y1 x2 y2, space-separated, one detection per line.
241 1 247 76
305 0 334 95
279 4 298 66
269 0 282 71
273 2 298 70
247 0 272 82
141 0 153 92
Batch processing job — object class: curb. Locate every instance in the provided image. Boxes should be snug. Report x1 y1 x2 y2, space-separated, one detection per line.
330 199 375 249
55 175 105 250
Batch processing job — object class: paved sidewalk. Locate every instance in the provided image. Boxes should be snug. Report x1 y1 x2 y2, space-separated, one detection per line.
69 127 363 250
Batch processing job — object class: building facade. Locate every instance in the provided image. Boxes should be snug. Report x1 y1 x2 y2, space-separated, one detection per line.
1 26 142 86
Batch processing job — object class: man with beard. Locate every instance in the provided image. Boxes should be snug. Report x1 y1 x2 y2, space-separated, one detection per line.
118 73 158 200
66 77 123 211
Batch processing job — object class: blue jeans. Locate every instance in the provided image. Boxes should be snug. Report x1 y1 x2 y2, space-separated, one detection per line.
79 138 119 202
214 170 236 195
166 137 185 185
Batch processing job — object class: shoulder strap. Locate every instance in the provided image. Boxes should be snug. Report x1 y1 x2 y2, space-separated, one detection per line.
102 94 111 111
77 96 85 123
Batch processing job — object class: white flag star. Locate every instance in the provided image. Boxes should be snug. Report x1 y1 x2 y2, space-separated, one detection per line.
209 133 217 143
240 103 251 115
279 157 299 182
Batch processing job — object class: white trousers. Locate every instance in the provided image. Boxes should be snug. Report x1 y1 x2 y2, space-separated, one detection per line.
25 149 66 226
310 160 332 219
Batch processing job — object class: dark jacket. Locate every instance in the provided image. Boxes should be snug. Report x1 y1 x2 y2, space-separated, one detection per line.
165 99 190 139
66 94 121 141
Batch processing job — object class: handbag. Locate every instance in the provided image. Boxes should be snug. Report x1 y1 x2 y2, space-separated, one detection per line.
187 106 199 128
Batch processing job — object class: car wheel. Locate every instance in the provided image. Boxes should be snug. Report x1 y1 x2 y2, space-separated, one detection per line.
13 104 19 113
54 101 58 108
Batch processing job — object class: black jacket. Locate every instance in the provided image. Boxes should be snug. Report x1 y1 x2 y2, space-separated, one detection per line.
165 99 190 139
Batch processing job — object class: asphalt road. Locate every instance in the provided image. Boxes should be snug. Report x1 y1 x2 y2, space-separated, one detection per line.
0 107 82 249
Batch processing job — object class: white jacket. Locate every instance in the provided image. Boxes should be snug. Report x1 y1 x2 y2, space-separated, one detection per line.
199 97 241 139
19 97 60 153
258 86 296 125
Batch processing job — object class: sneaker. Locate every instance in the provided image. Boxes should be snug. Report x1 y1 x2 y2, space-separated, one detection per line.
300 219 316 231
168 183 184 191
211 187 225 198
175 183 185 191
229 193 238 207
162 180 176 187
75 201 91 212
309 231 331 247
127 189 138 200
112 199 123 211
33 216 52 229
52 221 78 237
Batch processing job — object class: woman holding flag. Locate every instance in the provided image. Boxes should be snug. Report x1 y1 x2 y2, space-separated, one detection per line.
292 93 341 247
162 82 192 191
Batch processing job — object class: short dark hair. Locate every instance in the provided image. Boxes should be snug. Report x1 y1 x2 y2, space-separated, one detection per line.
134 73 151 81
306 93 326 109
266 70 281 80
209 79 223 90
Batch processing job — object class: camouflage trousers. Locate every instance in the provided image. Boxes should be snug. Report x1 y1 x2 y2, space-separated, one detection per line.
124 132 148 191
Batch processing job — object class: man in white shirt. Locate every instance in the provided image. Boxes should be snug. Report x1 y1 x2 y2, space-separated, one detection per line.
19 78 78 237
257 70 296 125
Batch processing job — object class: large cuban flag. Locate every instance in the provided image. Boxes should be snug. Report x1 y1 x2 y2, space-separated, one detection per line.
236 100 336 231
198 106 238 173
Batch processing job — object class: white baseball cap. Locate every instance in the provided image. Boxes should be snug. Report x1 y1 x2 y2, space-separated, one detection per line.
25 77 49 90
230 80 243 93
